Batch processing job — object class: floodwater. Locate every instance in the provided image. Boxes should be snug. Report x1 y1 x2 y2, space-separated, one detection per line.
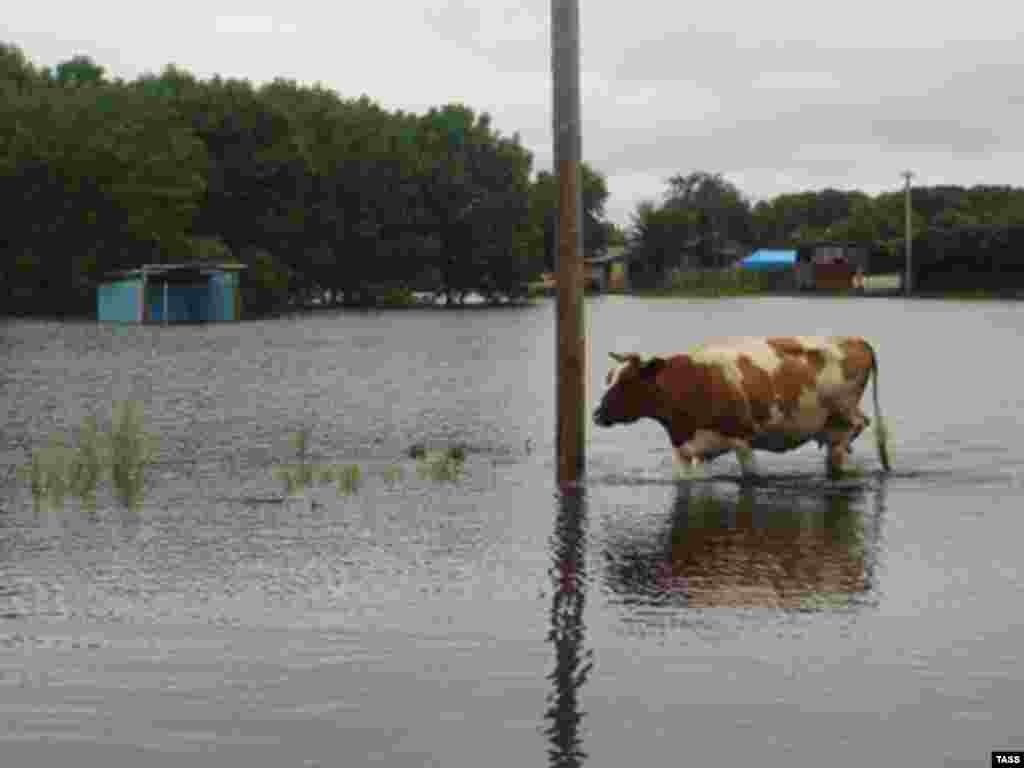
1 296 1023 767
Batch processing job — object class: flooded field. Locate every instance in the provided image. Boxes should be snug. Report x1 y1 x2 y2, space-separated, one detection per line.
2 296 1023 767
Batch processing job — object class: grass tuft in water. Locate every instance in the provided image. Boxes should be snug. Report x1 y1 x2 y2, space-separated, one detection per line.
27 449 47 501
445 443 467 463
19 401 155 510
416 444 467 483
289 426 315 487
382 464 404 487
272 434 468 495
335 464 361 495
107 400 154 507
276 466 300 496
40 435 72 509
69 414 104 501
276 427 317 495
275 429 366 497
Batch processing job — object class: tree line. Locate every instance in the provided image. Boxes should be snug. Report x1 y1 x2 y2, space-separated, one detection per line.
627 171 1024 289
6 41 1024 315
1 43 615 316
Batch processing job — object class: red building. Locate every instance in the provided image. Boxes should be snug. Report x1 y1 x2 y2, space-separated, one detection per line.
794 241 870 292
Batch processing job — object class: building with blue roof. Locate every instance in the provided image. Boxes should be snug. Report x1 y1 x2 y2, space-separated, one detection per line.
738 249 797 270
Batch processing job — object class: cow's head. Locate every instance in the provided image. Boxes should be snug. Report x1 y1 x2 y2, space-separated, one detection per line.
593 352 666 427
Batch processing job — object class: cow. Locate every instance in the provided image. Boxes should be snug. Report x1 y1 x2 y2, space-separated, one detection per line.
592 336 891 478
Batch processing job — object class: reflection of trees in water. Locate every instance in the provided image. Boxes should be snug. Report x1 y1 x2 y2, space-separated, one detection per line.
603 479 887 611
544 488 593 768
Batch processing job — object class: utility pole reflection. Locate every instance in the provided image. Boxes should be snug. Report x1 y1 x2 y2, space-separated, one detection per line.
544 487 592 767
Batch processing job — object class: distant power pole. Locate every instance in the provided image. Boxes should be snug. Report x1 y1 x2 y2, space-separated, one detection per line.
902 170 914 296
552 0 585 488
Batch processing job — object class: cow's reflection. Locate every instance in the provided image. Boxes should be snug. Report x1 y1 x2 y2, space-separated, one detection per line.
603 478 886 611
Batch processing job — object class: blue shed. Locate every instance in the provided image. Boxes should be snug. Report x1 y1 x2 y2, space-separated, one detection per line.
738 249 797 271
97 263 246 323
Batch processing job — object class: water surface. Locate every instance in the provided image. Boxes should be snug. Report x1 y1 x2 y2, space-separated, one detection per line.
2 296 1023 767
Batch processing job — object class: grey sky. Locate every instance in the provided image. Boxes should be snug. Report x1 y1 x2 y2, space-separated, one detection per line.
4 0 1023 227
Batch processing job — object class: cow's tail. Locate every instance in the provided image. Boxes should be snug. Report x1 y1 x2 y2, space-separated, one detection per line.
866 340 892 473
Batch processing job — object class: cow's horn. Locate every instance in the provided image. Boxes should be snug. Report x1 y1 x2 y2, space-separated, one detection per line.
609 352 639 364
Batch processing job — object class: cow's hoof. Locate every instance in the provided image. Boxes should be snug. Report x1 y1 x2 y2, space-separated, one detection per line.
673 459 706 481
826 460 853 481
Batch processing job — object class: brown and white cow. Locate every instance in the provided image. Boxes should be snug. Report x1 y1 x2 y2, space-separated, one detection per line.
592 336 891 478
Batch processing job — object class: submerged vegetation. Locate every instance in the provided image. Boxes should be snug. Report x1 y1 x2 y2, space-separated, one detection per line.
16 409 475 512
106 401 154 506
334 463 363 495
19 400 155 509
415 444 468 483
274 458 368 497
272 429 469 497
273 427 366 496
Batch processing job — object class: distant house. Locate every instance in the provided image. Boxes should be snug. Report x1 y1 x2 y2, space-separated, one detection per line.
795 241 870 291
585 245 628 291
536 246 628 294
97 263 246 323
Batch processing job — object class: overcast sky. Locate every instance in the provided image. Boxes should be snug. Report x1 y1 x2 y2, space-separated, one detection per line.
4 0 1022 227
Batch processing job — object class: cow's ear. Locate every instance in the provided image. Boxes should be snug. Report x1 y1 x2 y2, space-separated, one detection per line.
609 352 641 365
639 356 666 377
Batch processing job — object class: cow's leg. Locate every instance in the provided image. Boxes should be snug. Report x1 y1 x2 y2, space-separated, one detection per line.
837 407 870 451
673 453 705 480
673 443 709 480
823 413 856 478
822 401 870 461
848 408 871 449
828 398 871 451
826 441 849 479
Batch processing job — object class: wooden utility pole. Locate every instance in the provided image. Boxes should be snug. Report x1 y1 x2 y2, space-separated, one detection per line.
552 0 585 487
902 170 914 296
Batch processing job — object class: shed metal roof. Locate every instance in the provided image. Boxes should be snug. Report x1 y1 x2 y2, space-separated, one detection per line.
738 249 797 270
101 262 247 280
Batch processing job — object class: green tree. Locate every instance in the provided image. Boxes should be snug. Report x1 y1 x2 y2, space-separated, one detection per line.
828 198 883 243
412 104 536 304
604 220 627 247
177 76 304 262
626 200 696 287
54 55 105 87
238 246 291 315
0 42 38 93
530 162 611 273
664 171 753 265
1 51 206 314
